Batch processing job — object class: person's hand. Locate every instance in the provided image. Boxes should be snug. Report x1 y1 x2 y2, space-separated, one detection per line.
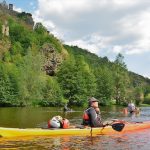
95 107 100 114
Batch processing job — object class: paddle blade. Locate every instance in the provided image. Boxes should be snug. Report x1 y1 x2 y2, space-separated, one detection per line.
112 123 125 132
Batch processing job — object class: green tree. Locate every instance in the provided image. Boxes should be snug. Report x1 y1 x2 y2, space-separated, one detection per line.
16 52 45 106
0 63 19 106
134 87 144 106
10 42 24 55
95 66 114 105
144 93 150 104
113 53 130 105
57 56 96 106
40 77 64 106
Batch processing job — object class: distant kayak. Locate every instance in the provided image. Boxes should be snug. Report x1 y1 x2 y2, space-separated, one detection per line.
1 121 150 138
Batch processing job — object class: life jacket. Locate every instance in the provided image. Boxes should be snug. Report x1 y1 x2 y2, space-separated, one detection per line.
83 110 90 121
62 119 70 129
82 107 101 126
82 108 91 125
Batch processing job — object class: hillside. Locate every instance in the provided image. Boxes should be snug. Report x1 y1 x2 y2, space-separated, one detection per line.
0 6 150 107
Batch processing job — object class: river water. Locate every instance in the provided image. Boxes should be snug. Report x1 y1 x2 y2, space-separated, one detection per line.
0 106 150 150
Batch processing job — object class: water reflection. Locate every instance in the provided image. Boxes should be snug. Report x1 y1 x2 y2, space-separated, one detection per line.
1 130 150 150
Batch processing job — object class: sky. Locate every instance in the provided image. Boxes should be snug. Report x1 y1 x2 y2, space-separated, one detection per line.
3 0 150 78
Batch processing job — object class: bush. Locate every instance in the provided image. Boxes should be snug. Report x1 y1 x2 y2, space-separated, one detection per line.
144 93 150 104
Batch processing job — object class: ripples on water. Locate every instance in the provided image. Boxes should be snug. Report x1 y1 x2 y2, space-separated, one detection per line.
0 106 150 150
1 130 150 150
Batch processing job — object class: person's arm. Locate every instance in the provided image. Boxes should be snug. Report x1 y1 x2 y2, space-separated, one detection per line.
88 107 102 127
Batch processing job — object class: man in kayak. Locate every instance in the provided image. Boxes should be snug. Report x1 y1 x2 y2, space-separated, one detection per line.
63 103 72 112
128 101 136 113
82 97 103 127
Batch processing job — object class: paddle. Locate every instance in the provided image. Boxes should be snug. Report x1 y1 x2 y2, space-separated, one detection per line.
111 122 125 132
103 121 125 132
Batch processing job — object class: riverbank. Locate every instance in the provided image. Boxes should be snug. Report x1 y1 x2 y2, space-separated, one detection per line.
140 103 150 107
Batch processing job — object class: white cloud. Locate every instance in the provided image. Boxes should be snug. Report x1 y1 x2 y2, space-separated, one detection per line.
112 0 141 7
33 0 150 76
33 10 55 29
113 45 123 54
34 0 150 55
33 10 65 39
36 0 142 20
13 6 22 13
114 9 150 55
143 74 150 79
36 0 92 20
66 33 113 54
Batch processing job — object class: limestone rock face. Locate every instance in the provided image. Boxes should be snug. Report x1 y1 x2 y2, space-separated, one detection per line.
41 43 62 76
2 20 9 36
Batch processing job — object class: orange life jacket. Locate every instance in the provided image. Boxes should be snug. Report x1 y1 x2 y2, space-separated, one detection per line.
62 119 70 129
83 107 91 121
83 111 89 120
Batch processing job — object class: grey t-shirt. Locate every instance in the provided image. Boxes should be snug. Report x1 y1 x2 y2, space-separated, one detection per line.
83 107 103 127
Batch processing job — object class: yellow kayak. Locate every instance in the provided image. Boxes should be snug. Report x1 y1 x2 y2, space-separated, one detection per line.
0 121 150 138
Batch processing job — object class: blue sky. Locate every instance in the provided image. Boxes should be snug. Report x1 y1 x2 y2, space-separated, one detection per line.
3 0 150 78
5 0 37 12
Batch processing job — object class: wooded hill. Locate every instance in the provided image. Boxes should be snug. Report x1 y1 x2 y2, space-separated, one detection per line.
0 8 150 107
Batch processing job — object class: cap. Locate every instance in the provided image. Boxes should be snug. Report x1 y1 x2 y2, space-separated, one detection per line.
88 97 98 104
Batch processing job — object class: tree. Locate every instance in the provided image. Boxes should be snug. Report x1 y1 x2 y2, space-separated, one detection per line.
16 52 45 106
95 66 114 105
113 53 130 105
10 42 24 55
114 53 127 69
0 63 19 106
40 77 64 106
57 55 96 106
134 87 144 106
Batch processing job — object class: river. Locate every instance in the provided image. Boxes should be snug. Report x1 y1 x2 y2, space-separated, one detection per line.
0 106 150 150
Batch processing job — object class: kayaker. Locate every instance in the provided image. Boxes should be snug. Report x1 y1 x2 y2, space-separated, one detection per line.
63 103 71 112
48 116 70 129
128 101 136 113
82 97 103 127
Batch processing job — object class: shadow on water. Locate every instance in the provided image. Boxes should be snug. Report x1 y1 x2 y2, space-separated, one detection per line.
1 106 150 149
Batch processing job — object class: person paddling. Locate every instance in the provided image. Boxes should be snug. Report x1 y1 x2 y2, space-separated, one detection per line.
82 97 103 127
63 103 71 112
128 101 136 113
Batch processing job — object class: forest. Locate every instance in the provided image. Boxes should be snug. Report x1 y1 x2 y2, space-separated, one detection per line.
1 12 150 107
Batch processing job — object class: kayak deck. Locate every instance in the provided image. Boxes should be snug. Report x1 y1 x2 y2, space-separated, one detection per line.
1 121 150 138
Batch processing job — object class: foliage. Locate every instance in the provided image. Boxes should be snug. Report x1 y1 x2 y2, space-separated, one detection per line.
134 87 144 106
40 77 63 106
144 93 150 104
0 63 19 106
95 66 114 105
0 14 150 107
0 20 2 39
57 55 96 106
112 53 130 105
